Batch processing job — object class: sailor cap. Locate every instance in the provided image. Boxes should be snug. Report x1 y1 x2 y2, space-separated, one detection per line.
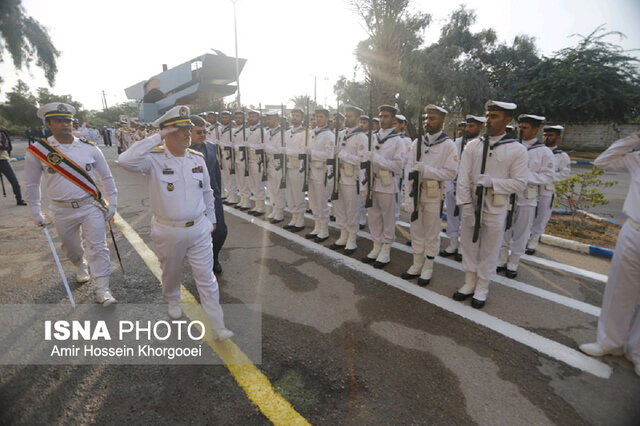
518 114 546 124
395 114 407 122
485 100 517 111
37 102 76 120
314 107 330 116
465 114 486 123
152 105 193 129
344 105 364 115
543 125 564 132
265 110 280 117
378 105 397 115
424 104 448 115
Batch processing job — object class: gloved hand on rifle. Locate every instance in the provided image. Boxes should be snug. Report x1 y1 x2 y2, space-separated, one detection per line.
476 174 493 188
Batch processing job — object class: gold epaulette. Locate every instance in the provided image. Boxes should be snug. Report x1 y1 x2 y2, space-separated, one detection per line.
79 137 97 146
187 148 204 158
150 146 165 153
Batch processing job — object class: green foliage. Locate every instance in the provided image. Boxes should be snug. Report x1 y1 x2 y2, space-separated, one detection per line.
0 0 60 87
89 102 138 125
289 95 318 111
554 166 617 230
0 79 39 127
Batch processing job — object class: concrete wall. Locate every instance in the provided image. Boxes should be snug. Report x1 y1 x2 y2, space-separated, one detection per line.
558 123 639 152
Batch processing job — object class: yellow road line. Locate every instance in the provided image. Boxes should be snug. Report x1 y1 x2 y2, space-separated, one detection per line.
114 213 310 426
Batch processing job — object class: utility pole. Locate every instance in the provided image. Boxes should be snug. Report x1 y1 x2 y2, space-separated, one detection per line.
101 90 108 110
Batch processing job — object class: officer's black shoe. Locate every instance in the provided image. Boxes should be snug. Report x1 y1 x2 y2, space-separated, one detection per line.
306 209 312 214
361 256 376 264
291 226 305 233
359 224 365 230
505 269 518 279
252 211 265 217
525 248 535 255
329 243 345 250
438 250 456 257
283 224 294 230
329 215 336 222
452 291 472 301
239 206 251 211
305 232 318 239
270 218 284 224
496 265 507 274
471 298 485 309
417 278 431 287
401 272 419 280
314 235 329 243
373 261 388 269
454 253 462 262
213 262 222 274
343 248 356 256
17 200 27 206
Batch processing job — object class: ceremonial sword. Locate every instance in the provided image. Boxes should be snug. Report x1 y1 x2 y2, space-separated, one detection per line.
43 226 76 308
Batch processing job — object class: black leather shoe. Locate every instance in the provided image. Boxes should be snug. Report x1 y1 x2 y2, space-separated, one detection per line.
329 215 336 222
505 269 518 279
239 206 251 211
406 240 412 246
361 256 376 264
525 248 535 255
17 200 27 206
343 248 356 255
359 224 365 230
291 226 305 233
305 232 318 239
283 224 294 230
496 266 507 274
253 211 265 217
401 272 419 280
454 253 462 262
213 262 222 274
471 298 485 309
314 235 329 243
417 278 431 287
453 291 472 301
373 261 388 269
329 243 345 250
270 218 284 224
439 250 456 257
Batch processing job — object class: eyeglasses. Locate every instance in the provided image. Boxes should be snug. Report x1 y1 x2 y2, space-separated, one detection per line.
193 130 207 135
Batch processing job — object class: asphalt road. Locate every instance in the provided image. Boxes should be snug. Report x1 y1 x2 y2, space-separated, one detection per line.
1 141 638 425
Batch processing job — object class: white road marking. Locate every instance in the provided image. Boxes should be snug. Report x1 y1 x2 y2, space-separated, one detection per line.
225 206 612 379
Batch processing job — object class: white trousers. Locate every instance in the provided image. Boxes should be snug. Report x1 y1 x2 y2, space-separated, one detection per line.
150 216 225 331
221 162 237 196
248 160 266 201
368 191 396 244
460 206 507 281
410 201 442 257
445 189 461 238
531 194 553 235
51 204 110 278
309 178 329 224
235 159 250 198
597 221 640 364
285 167 306 213
267 166 285 209
502 205 535 262
334 183 359 233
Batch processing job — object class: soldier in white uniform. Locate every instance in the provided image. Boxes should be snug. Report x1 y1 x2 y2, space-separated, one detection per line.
305 108 334 242
453 100 528 308
526 125 571 254
264 111 286 223
329 105 368 255
245 109 267 216
284 107 308 232
393 114 413 221
118 105 232 341
219 111 238 204
361 105 405 268
233 111 252 210
580 130 640 377
497 114 554 278
402 105 458 285
441 115 484 259
24 102 118 305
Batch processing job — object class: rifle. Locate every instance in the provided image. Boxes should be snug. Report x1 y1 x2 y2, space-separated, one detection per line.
453 129 467 217
360 87 374 208
472 133 490 243
329 99 340 200
408 107 423 222
258 103 267 182
241 108 249 177
300 99 310 192
505 129 522 229
227 122 236 175
278 104 287 189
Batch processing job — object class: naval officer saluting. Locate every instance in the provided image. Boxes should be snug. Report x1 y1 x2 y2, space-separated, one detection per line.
118 105 233 340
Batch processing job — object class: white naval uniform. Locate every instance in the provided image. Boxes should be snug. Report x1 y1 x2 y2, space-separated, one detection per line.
530 146 571 234
117 133 226 331
246 124 266 202
396 133 413 220
309 126 335 224
24 136 117 278
406 131 458 257
501 139 554 269
219 124 237 198
368 128 405 244
592 132 640 365
456 134 528 282
233 125 250 202
444 136 473 239
285 125 308 216
265 126 286 210
335 126 368 234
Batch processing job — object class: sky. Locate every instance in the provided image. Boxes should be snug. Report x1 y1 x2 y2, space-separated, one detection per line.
1 0 639 113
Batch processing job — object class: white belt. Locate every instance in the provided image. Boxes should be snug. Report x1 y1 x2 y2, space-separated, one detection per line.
154 213 204 228
627 218 640 232
50 195 95 209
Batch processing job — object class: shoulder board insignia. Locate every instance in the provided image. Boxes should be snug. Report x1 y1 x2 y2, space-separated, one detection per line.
79 137 97 146
187 148 204 158
150 146 165 153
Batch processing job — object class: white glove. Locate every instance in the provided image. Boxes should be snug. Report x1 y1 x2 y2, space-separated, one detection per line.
34 213 53 227
401 201 413 213
477 174 493 187
105 205 117 222
412 163 423 173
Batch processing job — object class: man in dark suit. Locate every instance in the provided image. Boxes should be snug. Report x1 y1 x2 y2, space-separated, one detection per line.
189 115 227 274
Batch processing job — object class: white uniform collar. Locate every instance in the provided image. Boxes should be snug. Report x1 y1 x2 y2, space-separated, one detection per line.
489 133 506 145
426 131 443 144
48 136 79 146
523 138 538 148
377 127 393 138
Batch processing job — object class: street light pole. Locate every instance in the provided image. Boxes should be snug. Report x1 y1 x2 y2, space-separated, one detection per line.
232 0 241 108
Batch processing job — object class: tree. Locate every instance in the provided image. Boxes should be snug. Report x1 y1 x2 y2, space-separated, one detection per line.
36 87 83 113
289 95 318 111
0 0 60 87
0 79 39 127
515 26 640 123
